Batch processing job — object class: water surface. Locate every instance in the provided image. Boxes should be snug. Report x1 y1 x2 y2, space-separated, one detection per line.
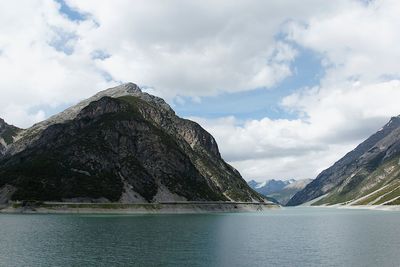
0 208 399 266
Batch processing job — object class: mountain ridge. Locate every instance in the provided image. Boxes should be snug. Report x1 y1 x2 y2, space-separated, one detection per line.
287 115 400 206
248 178 312 205
6 83 174 157
0 83 266 204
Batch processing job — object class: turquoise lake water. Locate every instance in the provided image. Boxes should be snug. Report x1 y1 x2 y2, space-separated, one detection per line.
0 207 400 266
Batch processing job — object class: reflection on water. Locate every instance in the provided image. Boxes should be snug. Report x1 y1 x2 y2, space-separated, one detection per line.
0 208 399 266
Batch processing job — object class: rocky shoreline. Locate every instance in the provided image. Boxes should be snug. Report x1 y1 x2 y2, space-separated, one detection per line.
0 201 279 214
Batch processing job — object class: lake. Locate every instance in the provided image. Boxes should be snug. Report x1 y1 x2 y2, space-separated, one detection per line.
0 207 399 266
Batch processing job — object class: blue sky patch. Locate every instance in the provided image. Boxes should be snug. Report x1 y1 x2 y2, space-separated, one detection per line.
48 28 77 55
56 0 86 21
174 46 324 121
91 50 111 60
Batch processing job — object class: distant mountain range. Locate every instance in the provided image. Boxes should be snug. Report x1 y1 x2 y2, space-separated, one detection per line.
0 83 267 204
248 179 312 205
288 116 400 206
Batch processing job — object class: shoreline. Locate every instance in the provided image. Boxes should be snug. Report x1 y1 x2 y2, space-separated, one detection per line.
337 205 400 211
0 201 279 214
300 204 400 212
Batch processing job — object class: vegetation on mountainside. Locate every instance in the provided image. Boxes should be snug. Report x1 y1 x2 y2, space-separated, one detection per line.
312 156 400 206
0 96 230 202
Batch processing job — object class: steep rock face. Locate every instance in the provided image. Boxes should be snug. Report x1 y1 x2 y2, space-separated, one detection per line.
0 84 265 203
0 119 20 156
287 116 400 206
5 83 173 157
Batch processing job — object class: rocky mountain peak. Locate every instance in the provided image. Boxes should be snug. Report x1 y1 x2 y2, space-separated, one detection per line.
386 115 400 128
0 86 266 203
91 83 173 113
92 82 141 98
123 82 142 93
5 82 174 156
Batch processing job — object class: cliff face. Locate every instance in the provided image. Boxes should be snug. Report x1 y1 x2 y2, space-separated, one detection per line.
287 116 400 206
0 119 20 156
0 83 265 203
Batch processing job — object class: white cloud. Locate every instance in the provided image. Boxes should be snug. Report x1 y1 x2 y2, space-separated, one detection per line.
197 0 400 181
66 0 315 99
282 80 400 143
287 0 400 87
2 104 46 128
1 0 338 128
0 0 348 128
0 0 115 127
1 0 400 183
193 116 356 180
194 80 400 181
67 0 344 99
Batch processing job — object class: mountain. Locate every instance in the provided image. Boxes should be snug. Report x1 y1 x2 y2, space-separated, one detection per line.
248 179 312 205
0 83 266 204
0 119 20 156
248 179 294 196
288 116 400 206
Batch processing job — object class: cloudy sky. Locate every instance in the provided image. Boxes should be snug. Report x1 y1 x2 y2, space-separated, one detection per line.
1 0 400 181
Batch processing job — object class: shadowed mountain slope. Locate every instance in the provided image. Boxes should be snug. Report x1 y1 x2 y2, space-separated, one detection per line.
0 83 266 204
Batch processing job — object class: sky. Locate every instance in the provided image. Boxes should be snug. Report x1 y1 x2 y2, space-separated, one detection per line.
1 0 400 181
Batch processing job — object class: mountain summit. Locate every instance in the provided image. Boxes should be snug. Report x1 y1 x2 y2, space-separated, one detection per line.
0 83 265 204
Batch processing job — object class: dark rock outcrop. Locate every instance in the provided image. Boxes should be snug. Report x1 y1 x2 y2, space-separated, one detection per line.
0 118 20 156
0 83 265 203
